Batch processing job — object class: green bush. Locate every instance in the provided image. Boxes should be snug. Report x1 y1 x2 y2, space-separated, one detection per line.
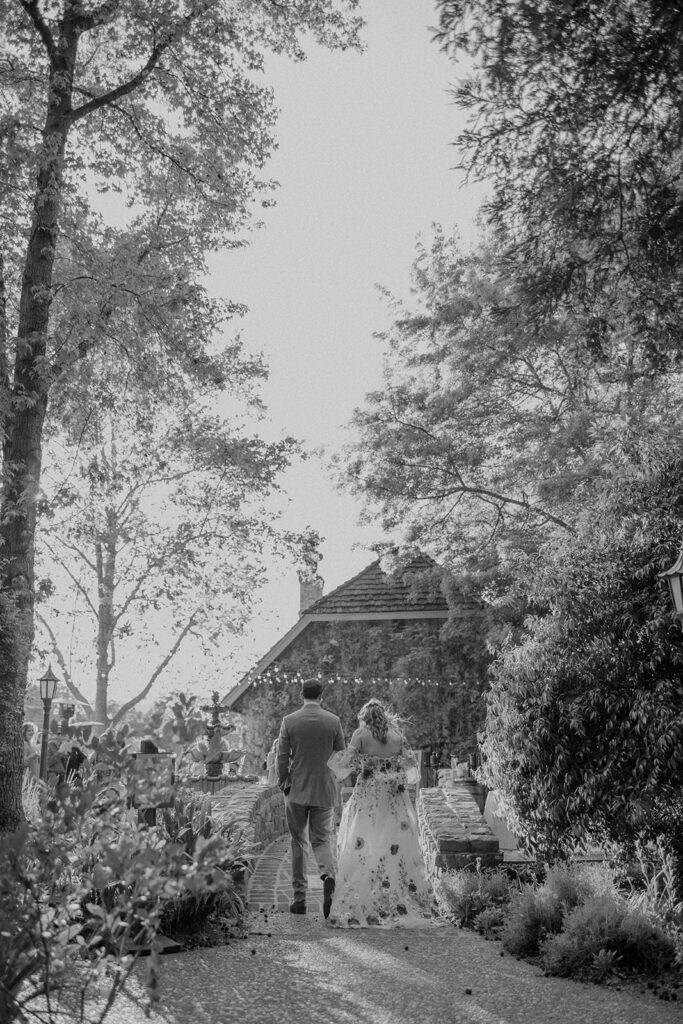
501 861 620 956
437 865 512 927
502 886 563 954
541 895 676 979
161 789 254 884
483 869 513 904
543 862 605 910
158 887 244 947
549 861 619 906
1 751 246 1023
436 870 486 926
474 905 507 937
156 790 252 946
625 838 683 928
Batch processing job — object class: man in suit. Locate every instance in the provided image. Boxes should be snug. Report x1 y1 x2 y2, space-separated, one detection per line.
277 677 345 917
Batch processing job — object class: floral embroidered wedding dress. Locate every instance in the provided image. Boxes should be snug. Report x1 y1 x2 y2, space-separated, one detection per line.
326 747 442 928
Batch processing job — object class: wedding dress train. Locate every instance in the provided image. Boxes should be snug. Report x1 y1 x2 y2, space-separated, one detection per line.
327 748 442 928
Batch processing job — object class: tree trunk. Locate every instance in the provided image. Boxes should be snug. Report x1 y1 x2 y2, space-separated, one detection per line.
0 28 78 831
94 511 117 727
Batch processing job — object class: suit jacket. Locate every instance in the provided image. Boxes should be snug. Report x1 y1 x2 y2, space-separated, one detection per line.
277 702 345 806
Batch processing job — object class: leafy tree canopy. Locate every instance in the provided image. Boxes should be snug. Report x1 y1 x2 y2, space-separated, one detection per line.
481 444 683 864
341 230 683 631
0 0 362 830
434 0 683 367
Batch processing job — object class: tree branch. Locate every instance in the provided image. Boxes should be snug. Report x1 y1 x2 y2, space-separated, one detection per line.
70 0 212 123
17 0 55 57
374 460 574 533
109 613 199 725
44 539 100 618
35 611 92 711
70 39 169 122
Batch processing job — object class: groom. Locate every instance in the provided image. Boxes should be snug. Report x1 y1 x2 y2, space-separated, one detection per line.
277 678 345 917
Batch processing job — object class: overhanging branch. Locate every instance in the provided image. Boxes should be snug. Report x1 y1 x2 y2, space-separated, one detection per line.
17 0 55 57
109 612 198 725
70 40 169 122
35 611 92 711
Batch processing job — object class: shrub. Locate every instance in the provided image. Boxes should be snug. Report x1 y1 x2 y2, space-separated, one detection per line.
161 789 254 883
482 869 513 904
501 861 620 956
541 895 676 978
543 862 608 910
161 791 213 857
158 888 244 948
436 864 512 927
501 886 563 955
475 905 507 937
1 750 245 1023
436 870 486 926
626 838 683 928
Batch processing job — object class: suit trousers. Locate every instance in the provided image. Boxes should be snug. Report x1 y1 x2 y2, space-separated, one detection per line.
285 800 337 902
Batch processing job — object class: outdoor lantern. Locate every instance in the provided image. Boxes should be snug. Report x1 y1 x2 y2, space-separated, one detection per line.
38 664 59 781
660 547 683 630
39 663 59 703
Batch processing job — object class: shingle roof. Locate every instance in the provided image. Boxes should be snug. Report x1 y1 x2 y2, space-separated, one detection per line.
222 554 449 709
304 555 448 616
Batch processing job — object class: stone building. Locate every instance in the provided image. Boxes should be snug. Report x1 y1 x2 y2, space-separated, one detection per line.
223 555 489 774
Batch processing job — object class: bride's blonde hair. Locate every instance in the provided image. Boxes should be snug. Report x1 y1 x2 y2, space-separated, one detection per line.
358 698 403 744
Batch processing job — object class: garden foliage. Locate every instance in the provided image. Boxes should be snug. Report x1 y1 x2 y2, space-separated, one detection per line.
341 1 683 871
481 451 683 868
0 0 363 831
3 751 246 1022
438 860 680 986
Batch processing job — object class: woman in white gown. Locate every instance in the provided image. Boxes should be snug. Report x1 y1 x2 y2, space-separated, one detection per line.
326 698 442 928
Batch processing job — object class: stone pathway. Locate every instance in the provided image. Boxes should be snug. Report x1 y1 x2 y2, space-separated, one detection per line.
99 836 681 1024
247 833 325 916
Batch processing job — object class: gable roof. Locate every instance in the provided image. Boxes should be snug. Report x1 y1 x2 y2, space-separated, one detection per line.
303 554 448 616
222 555 449 710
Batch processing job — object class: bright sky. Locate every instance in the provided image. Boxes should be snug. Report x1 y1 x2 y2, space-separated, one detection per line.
207 0 487 689
63 0 487 708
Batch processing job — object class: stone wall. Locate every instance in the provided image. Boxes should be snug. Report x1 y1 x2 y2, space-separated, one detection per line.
232 615 487 773
210 782 286 865
417 782 502 873
207 779 501 884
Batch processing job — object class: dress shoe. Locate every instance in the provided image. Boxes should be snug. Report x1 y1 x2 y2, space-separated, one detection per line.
290 901 306 914
322 875 335 919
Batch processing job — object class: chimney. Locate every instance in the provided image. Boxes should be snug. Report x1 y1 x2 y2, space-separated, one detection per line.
299 573 324 614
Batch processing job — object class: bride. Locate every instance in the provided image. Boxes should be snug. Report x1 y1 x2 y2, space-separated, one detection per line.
326 698 442 928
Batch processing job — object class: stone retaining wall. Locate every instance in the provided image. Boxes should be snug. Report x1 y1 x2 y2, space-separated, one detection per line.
207 780 502 882
210 782 286 861
417 783 502 873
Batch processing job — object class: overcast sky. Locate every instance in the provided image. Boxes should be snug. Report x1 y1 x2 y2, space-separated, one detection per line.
208 0 487 688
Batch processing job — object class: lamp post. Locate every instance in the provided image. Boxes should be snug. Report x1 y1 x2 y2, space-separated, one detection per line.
660 547 683 631
38 664 59 782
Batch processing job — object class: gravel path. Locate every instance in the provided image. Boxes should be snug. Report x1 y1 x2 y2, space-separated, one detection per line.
103 909 679 1024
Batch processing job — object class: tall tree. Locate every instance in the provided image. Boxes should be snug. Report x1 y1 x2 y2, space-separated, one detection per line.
480 444 683 871
31 187 297 728
36 352 294 728
434 1 683 366
341 231 681 612
0 0 362 829
428 0 683 862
